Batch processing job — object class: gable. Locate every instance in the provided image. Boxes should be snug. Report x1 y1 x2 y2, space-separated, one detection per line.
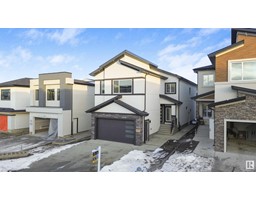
215 36 256 82
95 102 135 114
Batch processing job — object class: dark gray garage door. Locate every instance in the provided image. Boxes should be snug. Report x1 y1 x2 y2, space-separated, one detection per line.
96 118 135 144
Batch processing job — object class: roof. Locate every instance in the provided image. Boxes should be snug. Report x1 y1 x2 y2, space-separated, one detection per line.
208 96 246 108
155 68 197 86
208 40 244 63
159 94 182 105
191 90 215 100
90 50 158 76
0 78 32 88
193 65 215 73
231 85 256 95
0 107 26 112
231 28 256 44
86 95 149 116
119 60 168 80
74 79 95 86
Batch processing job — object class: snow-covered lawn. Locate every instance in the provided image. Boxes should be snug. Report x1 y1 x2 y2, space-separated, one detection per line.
0 142 81 172
101 149 214 172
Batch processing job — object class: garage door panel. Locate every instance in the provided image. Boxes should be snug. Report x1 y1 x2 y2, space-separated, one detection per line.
97 118 135 144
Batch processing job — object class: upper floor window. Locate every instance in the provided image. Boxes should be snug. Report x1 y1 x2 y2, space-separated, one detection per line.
165 82 176 94
100 81 105 94
203 74 214 87
35 89 39 101
1 89 10 100
113 79 132 94
47 89 55 101
57 89 60 101
230 61 256 81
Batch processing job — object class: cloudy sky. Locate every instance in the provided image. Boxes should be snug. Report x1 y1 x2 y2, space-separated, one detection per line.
0 28 231 83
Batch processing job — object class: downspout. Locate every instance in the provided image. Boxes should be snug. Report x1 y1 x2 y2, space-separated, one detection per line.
178 79 181 128
144 73 148 111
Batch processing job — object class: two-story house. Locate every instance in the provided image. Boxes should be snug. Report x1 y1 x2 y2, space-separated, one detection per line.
198 28 256 152
86 50 196 145
26 72 94 138
0 78 31 134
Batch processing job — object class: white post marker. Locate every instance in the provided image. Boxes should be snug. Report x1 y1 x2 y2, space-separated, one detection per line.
97 146 101 172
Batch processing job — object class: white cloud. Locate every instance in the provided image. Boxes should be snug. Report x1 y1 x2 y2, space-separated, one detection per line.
24 29 44 40
48 28 84 45
13 46 32 61
137 37 154 46
162 34 175 43
48 54 74 65
158 44 187 57
198 28 221 36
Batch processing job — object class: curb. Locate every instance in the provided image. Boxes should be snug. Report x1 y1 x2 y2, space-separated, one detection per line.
0 151 31 160
52 136 91 145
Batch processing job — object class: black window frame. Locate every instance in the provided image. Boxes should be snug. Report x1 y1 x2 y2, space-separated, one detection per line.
47 89 55 101
165 82 176 94
1 89 11 101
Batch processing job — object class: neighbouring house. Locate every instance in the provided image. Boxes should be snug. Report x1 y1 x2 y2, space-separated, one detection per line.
198 28 256 152
26 72 94 138
0 78 31 134
86 50 197 145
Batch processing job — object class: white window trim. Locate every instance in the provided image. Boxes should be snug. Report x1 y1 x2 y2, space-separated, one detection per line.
113 79 132 94
228 58 256 82
203 74 214 87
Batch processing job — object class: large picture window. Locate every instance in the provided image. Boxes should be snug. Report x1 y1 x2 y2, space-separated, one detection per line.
113 79 132 94
230 61 256 81
47 89 55 101
203 74 214 87
1 89 10 100
165 82 176 94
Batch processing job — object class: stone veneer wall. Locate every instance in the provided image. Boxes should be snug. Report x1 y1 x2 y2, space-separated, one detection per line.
91 113 144 145
215 94 256 152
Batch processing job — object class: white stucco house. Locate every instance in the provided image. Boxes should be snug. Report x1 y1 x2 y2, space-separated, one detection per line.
26 72 94 138
0 78 31 134
86 50 197 145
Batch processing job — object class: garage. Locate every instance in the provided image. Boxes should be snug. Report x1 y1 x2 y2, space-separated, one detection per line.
225 120 256 153
96 118 135 144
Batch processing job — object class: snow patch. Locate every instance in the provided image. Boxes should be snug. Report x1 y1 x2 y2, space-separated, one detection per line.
0 142 82 172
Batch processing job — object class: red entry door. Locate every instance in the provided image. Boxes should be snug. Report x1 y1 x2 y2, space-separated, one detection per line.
0 116 8 131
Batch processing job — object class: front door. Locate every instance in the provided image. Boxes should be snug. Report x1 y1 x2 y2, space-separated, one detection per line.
165 106 172 122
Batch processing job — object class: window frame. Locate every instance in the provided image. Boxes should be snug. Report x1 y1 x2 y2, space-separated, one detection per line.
47 89 55 101
1 89 11 101
165 82 176 94
229 59 256 82
203 74 214 87
100 80 105 94
35 89 39 101
112 79 132 94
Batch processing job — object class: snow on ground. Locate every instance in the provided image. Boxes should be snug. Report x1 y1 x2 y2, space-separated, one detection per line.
101 149 214 172
101 150 155 172
156 152 214 172
0 142 83 172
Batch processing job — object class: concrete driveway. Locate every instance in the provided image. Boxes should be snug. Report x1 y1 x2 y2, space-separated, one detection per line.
19 126 194 172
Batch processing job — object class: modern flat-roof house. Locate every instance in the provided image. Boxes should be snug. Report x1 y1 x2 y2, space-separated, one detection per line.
26 72 94 138
0 78 31 134
196 28 256 152
87 50 196 145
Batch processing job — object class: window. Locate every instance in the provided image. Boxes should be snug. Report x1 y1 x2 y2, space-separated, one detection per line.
100 81 105 94
35 89 39 101
165 82 176 94
230 61 256 81
203 74 214 87
57 89 60 101
202 104 212 118
189 87 191 95
47 89 55 101
1 89 10 100
113 79 132 94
